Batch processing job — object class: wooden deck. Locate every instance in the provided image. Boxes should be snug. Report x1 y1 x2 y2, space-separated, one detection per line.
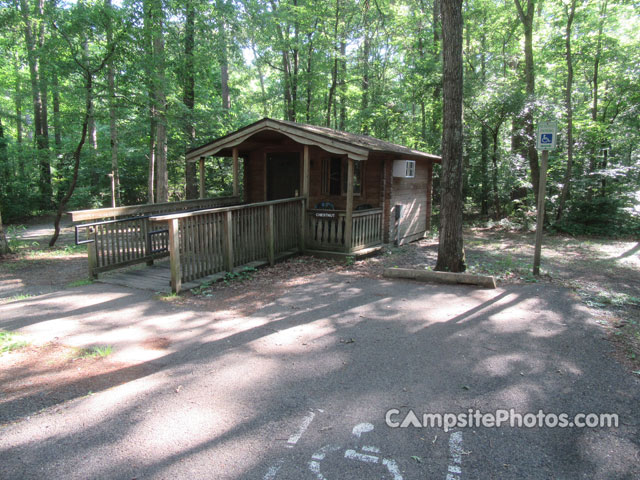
97 251 298 293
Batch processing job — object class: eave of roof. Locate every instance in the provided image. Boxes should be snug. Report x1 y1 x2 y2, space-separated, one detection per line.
186 117 441 162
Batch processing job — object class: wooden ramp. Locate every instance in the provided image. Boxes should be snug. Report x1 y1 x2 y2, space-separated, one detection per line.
98 260 172 293
97 250 299 293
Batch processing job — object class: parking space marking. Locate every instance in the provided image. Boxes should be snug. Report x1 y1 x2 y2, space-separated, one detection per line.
446 431 463 480
287 411 316 448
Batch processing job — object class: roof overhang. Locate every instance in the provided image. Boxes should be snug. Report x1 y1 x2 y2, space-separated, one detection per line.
187 119 370 162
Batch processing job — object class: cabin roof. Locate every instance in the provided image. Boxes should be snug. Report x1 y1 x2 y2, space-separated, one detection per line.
186 117 441 163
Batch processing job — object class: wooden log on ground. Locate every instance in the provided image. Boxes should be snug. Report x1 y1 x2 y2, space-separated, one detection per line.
383 267 497 289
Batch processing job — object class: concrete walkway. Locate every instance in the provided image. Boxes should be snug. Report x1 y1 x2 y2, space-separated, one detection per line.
1 274 638 479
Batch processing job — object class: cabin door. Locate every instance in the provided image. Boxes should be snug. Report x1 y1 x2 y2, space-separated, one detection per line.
266 152 300 200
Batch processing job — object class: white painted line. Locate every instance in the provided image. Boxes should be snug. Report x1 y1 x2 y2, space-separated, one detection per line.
344 449 379 463
351 422 374 438
362 445 380 453
449 431 463 464
287 411 316 447
263 459 284 480
382 458 404 480
446 431 463 480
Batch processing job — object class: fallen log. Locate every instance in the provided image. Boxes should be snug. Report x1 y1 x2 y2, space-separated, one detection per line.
383 267 497 289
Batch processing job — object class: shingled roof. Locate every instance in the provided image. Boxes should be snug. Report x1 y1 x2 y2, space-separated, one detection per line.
186 117 441 163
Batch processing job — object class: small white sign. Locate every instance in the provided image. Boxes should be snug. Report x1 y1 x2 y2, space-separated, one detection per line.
537 121 558 150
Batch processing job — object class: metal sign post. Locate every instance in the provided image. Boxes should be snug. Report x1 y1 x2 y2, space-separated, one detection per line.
533 121 557 276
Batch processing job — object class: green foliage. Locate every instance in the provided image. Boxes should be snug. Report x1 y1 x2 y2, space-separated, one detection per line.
223 266 257 285
75 345 113 359
0 330 29 354
0 0 637 238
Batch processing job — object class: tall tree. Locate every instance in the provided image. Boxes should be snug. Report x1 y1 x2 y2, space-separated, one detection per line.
152 0 168 203
19 0 51 209
184 0 198 199
435 0 465 272
556 0 577 221
105 0 120 206
514 0 540 203
0 205 9 255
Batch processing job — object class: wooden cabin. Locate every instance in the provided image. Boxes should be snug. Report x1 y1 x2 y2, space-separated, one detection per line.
70 118 441 293
187 118 441 252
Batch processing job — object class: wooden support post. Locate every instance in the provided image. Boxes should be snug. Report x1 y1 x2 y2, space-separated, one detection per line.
425 161 433 232
533 150 549 276
344 158 354 252
168 218 181 293
224 210 234 271
199 157 205 199
232 148 239 197
266 204 275 265
87 227 98 279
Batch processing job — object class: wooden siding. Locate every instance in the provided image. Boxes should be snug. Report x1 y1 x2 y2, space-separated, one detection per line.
388 160 432 245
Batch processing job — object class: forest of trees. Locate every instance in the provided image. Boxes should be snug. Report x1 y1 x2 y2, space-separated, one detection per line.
0 0 638 236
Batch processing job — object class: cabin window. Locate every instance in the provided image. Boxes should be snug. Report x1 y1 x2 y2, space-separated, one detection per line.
322 158 362 196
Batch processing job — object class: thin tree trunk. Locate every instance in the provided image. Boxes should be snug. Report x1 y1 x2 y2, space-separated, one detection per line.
491 132 501 219
184 0 198 199
338 41 347 130
588 0 607 174
153 4 168 204
52 71 61 152
105 0 120 206
14 57 25 178
305 31 313 122
144 0 156 203
218 1 230 113
514 0 540 203
435 0 466 273
19 0 51 209
50 72 92 247
84 39 98 151
556 0 576 221
480 125 489 215
0 208 9 256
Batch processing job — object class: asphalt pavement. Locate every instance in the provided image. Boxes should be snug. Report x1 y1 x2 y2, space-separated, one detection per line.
0 273 638 479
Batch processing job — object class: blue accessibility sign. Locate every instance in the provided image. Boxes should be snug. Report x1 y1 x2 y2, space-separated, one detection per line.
537 121 557 150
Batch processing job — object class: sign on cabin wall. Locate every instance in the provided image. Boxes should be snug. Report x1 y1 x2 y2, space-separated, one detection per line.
315 212 337 218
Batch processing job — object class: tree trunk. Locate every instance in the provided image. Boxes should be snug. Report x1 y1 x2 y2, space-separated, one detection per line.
184 0 198 199
0 208 9 256
144 0 156 203
514 0 540 203
51 71 61 153
338 41 347 130
19 0 51 209
556 0 576 222
218 1 230 113
50 72 93 247
105 0 120 206
154 10 168 204
588 0 607 175
435 0 466 273
491 132 502 219
480 125 489 216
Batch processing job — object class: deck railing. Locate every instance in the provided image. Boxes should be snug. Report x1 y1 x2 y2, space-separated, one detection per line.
306 208 383 252
71 196 241 276
151 198 305 292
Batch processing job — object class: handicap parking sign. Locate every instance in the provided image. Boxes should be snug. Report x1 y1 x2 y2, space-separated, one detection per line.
537 121 557 150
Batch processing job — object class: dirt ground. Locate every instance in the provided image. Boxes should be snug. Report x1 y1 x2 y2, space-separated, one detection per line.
1 221 639 421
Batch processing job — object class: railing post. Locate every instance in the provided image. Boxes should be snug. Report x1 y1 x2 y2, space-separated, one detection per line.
87 227 98 279
168 218 182 293
267 204 275 265
144 218 154 266
224 210 234 271
299 198 306 252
